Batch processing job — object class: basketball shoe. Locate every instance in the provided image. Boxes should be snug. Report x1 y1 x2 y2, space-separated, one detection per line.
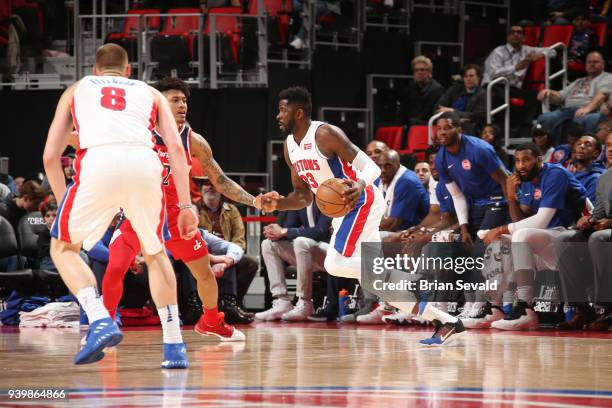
282 299 314 322
74 317 123 364
419 319 466 346
161 343 188 369
194 312 245 341
254 298 293 321
341 299 376 323
491 301 539 330
356 302 394 324
462 302 505 329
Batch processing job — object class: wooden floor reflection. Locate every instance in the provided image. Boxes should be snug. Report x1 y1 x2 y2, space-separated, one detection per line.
2 323 612 407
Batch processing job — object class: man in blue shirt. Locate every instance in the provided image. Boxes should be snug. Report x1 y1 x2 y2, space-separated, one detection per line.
435 111 510 320
483 143 586 330
376 150 430 232
571 134 605 204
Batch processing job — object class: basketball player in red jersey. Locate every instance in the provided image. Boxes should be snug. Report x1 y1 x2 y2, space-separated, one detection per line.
102 77 265 341
43 44 198 367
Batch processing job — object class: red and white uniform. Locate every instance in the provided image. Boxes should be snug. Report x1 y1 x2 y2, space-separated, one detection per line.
52 75 165 255
153 125 208 261
286 121 384 258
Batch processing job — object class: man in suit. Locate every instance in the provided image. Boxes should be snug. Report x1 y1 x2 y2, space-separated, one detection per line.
255 204 332 321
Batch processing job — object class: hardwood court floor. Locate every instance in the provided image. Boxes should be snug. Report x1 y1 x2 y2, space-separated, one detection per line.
2 323 612 407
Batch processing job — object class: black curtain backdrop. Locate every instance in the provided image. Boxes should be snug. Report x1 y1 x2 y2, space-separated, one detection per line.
0 88 269 178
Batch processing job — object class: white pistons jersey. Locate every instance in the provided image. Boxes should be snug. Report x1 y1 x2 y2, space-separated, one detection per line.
286 121 359 194
72 75 156 149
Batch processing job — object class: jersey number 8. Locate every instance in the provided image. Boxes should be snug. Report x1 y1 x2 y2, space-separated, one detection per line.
100 87 127 111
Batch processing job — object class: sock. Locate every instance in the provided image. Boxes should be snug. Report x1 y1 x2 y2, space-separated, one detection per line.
420 303 458 324
76 286 110 323
158 304 183 344
502 290 514 304
517 286 534 305
204 306 219 326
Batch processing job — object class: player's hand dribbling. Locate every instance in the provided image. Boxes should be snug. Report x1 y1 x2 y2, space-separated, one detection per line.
178 206 199 240
342 179 365 210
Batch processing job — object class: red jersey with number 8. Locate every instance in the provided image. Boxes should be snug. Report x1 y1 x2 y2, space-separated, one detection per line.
72 75 157 149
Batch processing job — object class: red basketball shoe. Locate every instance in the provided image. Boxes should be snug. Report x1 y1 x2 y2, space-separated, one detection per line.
194 312 245 342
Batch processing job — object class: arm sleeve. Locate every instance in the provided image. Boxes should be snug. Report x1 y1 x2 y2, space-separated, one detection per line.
508 207 557 233
352 150 381 185
446 181 469 225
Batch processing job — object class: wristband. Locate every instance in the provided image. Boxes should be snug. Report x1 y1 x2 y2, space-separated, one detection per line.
179 204 195 211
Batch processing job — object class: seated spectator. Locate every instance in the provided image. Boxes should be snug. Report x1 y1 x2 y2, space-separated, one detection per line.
546 0 587 25
198 178 258 308
436 64 486 135
0 182 10 200
375 150 429 233
8 176 24 195
255 204 332 322
400 56 444 127
570 134 605 203
480 123 511 170
555 155 612 330
532 123 555 162
414 161 434 192
606 131 612 168
483 143 586 330
483 24 550 126
567 12 599 80
537 51 612 142
199 228 253 324
365 140 389 162
551 123 582 167
37 202 58 271
0 180 45 229
289 0 340 50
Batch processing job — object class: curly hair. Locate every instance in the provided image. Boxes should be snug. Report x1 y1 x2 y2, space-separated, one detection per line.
153 77 191 97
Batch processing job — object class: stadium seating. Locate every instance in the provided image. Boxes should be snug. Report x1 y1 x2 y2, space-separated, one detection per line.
105 9 161 61
591 21 607 48
523 25 541 47
541 24 573 47
375 126 404 150
0 216 33 289
248 0 292 47
399 125 430 161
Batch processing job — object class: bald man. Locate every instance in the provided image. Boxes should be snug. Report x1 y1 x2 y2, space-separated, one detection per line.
375 150 430 232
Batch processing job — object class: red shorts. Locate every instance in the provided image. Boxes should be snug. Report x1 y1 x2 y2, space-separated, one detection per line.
165 228 208 262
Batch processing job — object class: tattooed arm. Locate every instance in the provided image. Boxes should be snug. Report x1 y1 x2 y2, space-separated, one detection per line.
190 131 256 206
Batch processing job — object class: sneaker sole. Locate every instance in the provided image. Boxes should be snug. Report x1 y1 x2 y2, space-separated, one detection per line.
491 322 539 331
194 326 246 342
420 330 467 347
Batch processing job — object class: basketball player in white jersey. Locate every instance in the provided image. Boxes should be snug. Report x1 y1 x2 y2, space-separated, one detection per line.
263 87 465 345
43 44 198 367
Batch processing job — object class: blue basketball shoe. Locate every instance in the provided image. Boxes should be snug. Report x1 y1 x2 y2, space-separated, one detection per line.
74 317 123 364
161 343 189 369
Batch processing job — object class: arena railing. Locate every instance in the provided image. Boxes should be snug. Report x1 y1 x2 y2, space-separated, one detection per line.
363 0 410 33
486 76 511 147
318 107 371 149
542 42 569 113
428 111 444 145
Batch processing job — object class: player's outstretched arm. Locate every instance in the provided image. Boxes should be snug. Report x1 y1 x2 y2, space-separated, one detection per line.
265 141 312 212
316 125 381 209
152 87 198 239
43 84 77 200
190 131 257 207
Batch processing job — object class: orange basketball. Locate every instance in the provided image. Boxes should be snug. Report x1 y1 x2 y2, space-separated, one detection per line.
315 178 351 218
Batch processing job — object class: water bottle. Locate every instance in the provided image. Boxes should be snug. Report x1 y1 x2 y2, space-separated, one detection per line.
564 304 576 322
338 289 349 318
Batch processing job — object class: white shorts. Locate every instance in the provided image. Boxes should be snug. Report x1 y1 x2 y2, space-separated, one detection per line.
51 145 166 255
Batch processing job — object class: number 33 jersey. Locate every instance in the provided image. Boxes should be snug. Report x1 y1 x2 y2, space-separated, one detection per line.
72 75 157 149
286 121 359 194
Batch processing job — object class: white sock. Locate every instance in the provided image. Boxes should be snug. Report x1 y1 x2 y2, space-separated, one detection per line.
517 286 534 304
158 305 183 344
420 303 458 324
76 286 110 323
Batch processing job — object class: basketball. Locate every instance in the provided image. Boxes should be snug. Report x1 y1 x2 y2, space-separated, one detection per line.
315 178 351 217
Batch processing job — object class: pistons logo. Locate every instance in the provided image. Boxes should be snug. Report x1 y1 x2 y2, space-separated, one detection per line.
534 189 542 200
462 159 471 170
